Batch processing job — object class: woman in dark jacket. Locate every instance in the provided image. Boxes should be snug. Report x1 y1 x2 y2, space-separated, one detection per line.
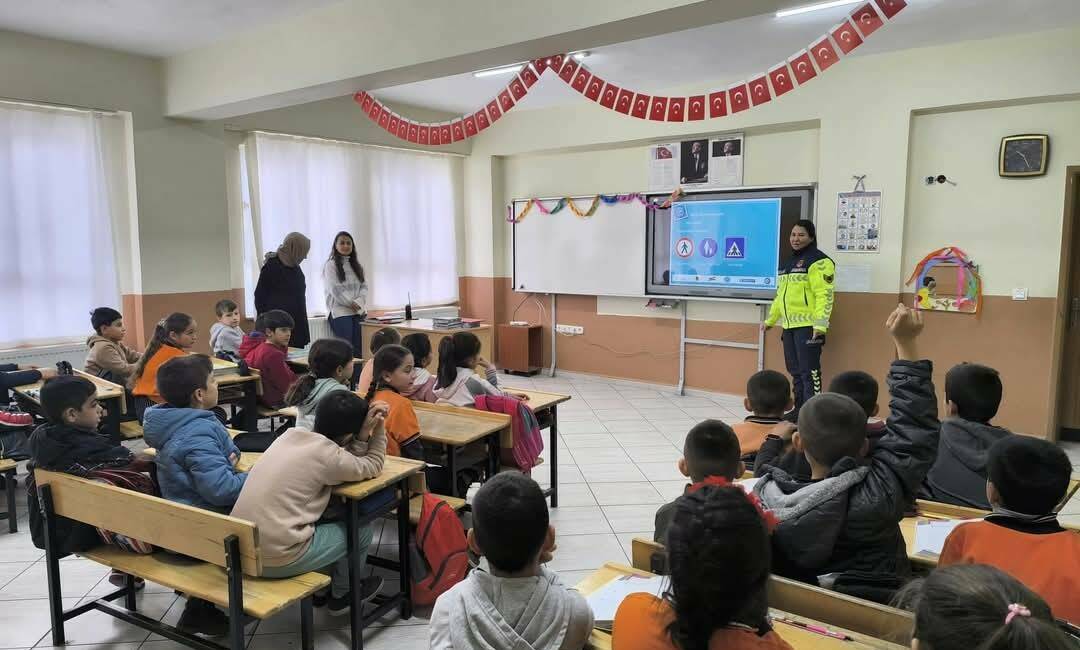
254 232 312 348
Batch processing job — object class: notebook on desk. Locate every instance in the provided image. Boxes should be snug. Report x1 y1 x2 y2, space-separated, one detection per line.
586 574 668 631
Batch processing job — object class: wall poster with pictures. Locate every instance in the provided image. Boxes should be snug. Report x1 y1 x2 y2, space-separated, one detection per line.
647 133 743 192
835 190 881 253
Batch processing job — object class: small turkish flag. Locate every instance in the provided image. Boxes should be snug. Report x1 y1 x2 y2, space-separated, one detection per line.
599 83 619 109
509 77 527 100
667 97 686 122
388 114 400 133
649 96 668 121
367 99 381 121
558 59 579 83
851 2 884 37
430 124 442 145
475 109 490 131
614 89 634 114
353 91 366 106
360 92 374 115
749 76 771 106
584 76 604 101
874 0 906 19
407 123 419 143
498 89 515 112
728 83 750 113
451 121 465 142
708 91 727 118
687 95 705 120
571 68 591 93
533 56 558 74
463 116 478 137
630 93 650 119
439 124 452 143
811 37 839 71
519 66 538 88
377 106 391 130
832 20 863 54
768 64 794 96
789 50 817 84
418 126 430 145
397 119 409 141
486 99 502 122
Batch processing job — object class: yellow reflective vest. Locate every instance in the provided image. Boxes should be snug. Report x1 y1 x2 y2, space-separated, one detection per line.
765 247 836 333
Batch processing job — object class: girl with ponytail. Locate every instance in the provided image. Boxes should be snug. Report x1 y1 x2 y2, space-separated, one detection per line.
433 331 508 407
130 313 196 406
365 344 423 459
284 338 355 430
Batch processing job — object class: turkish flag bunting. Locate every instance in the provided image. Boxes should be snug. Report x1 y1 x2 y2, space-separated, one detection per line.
749 75 771 106
498 89 515 112
549 54 565 71
397 119 409 141
377 106 391 129
519 66 538 88
430 124 442 145
418 126 430 145
708 91 727 118
649 96 668 121
387 114 400 134
851 2 884 36
571 68 592 94
874 0 906 19
360 92 374 114
599 83 619 109
630 93 650 119
464 116 478 137
584 76 604 101
475 109 490 131
439 124 452 143
353 91 366 107
451 121 465 142
768 64 795 96
667 97 686 122
810 37 839 71
687 95 706 120
615 89 634 114
789 50 817 84
486 100 502 122
832 20 863 54
728 83 750 113
407 123 419 143
509 77 527 100
533 56 558 74
558 59 579 83
367 100 381 121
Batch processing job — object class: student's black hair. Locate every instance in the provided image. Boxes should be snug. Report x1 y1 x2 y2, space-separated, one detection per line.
90 307 123 335
285 338 354 406
792 219 817 243
893 564 1073 650
255 309 295 333
471 472 549 573
435 331 482 390
215 299 238 317
945 363 1002 423
40 376 98 425
797 392 867 466
129 312 194 389
665 485 772 650
745 370 790 416
987 436 1071 516
328 231 366 285
922 275 937 288
157 354 213 408
364 344 412 401
683 420 742 482
313 391 370 443
368 327 401 355
401 333 433 368
828 370 879 419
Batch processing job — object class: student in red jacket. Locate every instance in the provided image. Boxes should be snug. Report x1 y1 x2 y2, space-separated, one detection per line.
240 310 298 408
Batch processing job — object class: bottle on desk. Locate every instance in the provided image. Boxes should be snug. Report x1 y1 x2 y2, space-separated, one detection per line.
405 292 413 321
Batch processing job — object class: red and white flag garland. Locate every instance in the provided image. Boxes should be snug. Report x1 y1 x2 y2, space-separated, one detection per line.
354 0 905 144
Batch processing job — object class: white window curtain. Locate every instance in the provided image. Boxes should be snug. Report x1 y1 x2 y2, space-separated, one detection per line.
241 131 460 318
0 102 125 348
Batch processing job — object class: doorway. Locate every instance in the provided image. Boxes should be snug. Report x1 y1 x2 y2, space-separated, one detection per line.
1051 166 1080 441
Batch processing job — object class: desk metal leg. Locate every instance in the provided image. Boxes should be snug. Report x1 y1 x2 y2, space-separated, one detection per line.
241 383 257 432
4 470 16 533
346 499 364 650
488 432 500 481
445 443 457 497
104 397 122 444
397 478 412 619
549 407 559 508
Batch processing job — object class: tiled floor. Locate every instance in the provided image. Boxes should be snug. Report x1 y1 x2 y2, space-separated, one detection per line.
2 370 1080 650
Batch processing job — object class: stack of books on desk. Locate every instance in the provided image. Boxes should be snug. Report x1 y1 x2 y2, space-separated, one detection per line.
210 357 239 377
432 316 463 330
368 315 404 325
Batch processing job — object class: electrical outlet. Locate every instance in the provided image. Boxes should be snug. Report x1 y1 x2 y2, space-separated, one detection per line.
555 324 584 335
1011 288 1028 301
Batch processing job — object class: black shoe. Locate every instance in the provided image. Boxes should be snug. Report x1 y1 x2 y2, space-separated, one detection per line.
177 598 229 637
312 590 328 608
327 576 384 617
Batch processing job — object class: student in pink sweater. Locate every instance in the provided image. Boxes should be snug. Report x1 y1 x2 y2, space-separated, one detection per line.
230 391 387 616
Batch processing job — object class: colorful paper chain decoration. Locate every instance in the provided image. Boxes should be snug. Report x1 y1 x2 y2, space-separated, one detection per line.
507 188 684 223
354 0 908 144
905 246 983 312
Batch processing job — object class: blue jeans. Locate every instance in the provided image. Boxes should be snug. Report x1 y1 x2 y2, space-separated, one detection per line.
261 521 373 598
329 314 363 357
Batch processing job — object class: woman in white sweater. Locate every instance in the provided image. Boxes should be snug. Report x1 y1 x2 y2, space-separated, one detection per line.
323 231 368 356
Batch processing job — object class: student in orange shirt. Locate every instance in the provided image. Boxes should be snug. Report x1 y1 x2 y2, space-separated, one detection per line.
614 483 792 650
938 436 1079 623
733 370 791 463
363 344 423 459
129 313 196 415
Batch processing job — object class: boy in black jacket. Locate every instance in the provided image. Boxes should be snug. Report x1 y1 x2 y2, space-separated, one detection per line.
754 304 939 603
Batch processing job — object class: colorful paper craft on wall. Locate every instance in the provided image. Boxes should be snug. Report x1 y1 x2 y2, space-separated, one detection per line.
906 247 982 314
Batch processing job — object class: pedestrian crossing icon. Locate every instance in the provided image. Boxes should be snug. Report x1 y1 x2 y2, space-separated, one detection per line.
724 237 745 259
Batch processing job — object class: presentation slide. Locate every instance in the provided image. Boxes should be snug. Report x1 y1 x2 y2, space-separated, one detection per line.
667 198 782 290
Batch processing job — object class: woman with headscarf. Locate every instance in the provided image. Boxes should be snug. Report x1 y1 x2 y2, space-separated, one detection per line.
254 232 312 348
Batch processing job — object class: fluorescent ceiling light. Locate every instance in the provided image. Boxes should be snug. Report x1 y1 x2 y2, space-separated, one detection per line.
776 0 861 18
571 52 589 60
474 64 523 78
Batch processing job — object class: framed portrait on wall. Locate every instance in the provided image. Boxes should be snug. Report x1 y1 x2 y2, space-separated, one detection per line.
999 134 1049 177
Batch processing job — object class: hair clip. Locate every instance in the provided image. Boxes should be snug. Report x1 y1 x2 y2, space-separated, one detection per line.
1005 603 1031 625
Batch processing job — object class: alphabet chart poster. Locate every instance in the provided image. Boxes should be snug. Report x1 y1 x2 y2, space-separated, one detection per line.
835 191 881 253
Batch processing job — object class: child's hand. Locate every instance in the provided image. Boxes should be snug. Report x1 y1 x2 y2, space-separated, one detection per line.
886 303 923 360
229 452 239 466
509 391 530 402
770 421 797 442
475 356 493 371
361 401 389 439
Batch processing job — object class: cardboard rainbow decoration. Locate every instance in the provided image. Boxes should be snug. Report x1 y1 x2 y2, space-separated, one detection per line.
906 246 982 314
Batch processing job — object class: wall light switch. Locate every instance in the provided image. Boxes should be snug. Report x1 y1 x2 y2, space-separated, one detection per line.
1011 288 1028 301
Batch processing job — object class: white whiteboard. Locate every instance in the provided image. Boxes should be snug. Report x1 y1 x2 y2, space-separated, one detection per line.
511 197 646 297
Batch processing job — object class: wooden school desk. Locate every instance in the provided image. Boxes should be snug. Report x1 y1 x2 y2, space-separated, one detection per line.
215 371 261 432
13 369 127 442
505 389 570 507
285 347 363 372
360 319 493 372
413 401 510 497
576 563 907 650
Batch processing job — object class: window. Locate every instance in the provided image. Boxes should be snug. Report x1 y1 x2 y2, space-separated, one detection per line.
0 101 127 348
240 132 460 318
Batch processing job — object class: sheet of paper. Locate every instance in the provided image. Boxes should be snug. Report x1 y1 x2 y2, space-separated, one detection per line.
737 477 761 494
914 519 976 556
835 191 882 253
647 143 680 192
586 574 668 624
834 263 872 293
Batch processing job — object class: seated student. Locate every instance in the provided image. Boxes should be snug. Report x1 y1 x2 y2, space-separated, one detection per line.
654 419 744 543
285 338 354 430
355 327 400 396
238 309 298 408
754 305 940 602
85 307 142 384
363 344 423 459
209 299 244 361
734 370 792 462
430 472 592 650
1 363 56 406
615 484 791 650
130 313 196 407
939 436 1079 623
143 354 248 634
895 564 1075 650
400 333 437 402
434 331 507 407
920 363 1013 510
232 391 387 615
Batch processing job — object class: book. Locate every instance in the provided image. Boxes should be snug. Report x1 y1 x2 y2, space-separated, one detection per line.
210 356 239 377
586 574 668 629
913 519 978 558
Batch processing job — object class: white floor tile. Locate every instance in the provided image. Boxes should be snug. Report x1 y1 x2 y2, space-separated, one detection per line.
636 462 687 482
651 481 689 501
588 482 665 506
611 432 671 448
681 406 735 420
57 592 176 646
662 397 716 408
548 483 598 507
630 399 677 411
0 527 45 563
562 434 618 450
623 445 681 464
548 506 616 536
0 562 31 590
1 560 109 601
570 447 632 465
602 505 662 533
546 533 627 571
614 531 657 562
573 464 647 483
2 597 77 648
557 420 609 434
603 420 659 433
593 410 647 422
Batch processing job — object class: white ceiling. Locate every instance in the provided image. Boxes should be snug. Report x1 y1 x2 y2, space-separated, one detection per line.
375 0 1080 114
0 0 341 57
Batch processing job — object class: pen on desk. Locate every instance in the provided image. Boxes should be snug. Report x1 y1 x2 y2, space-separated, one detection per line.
774 617 852 641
